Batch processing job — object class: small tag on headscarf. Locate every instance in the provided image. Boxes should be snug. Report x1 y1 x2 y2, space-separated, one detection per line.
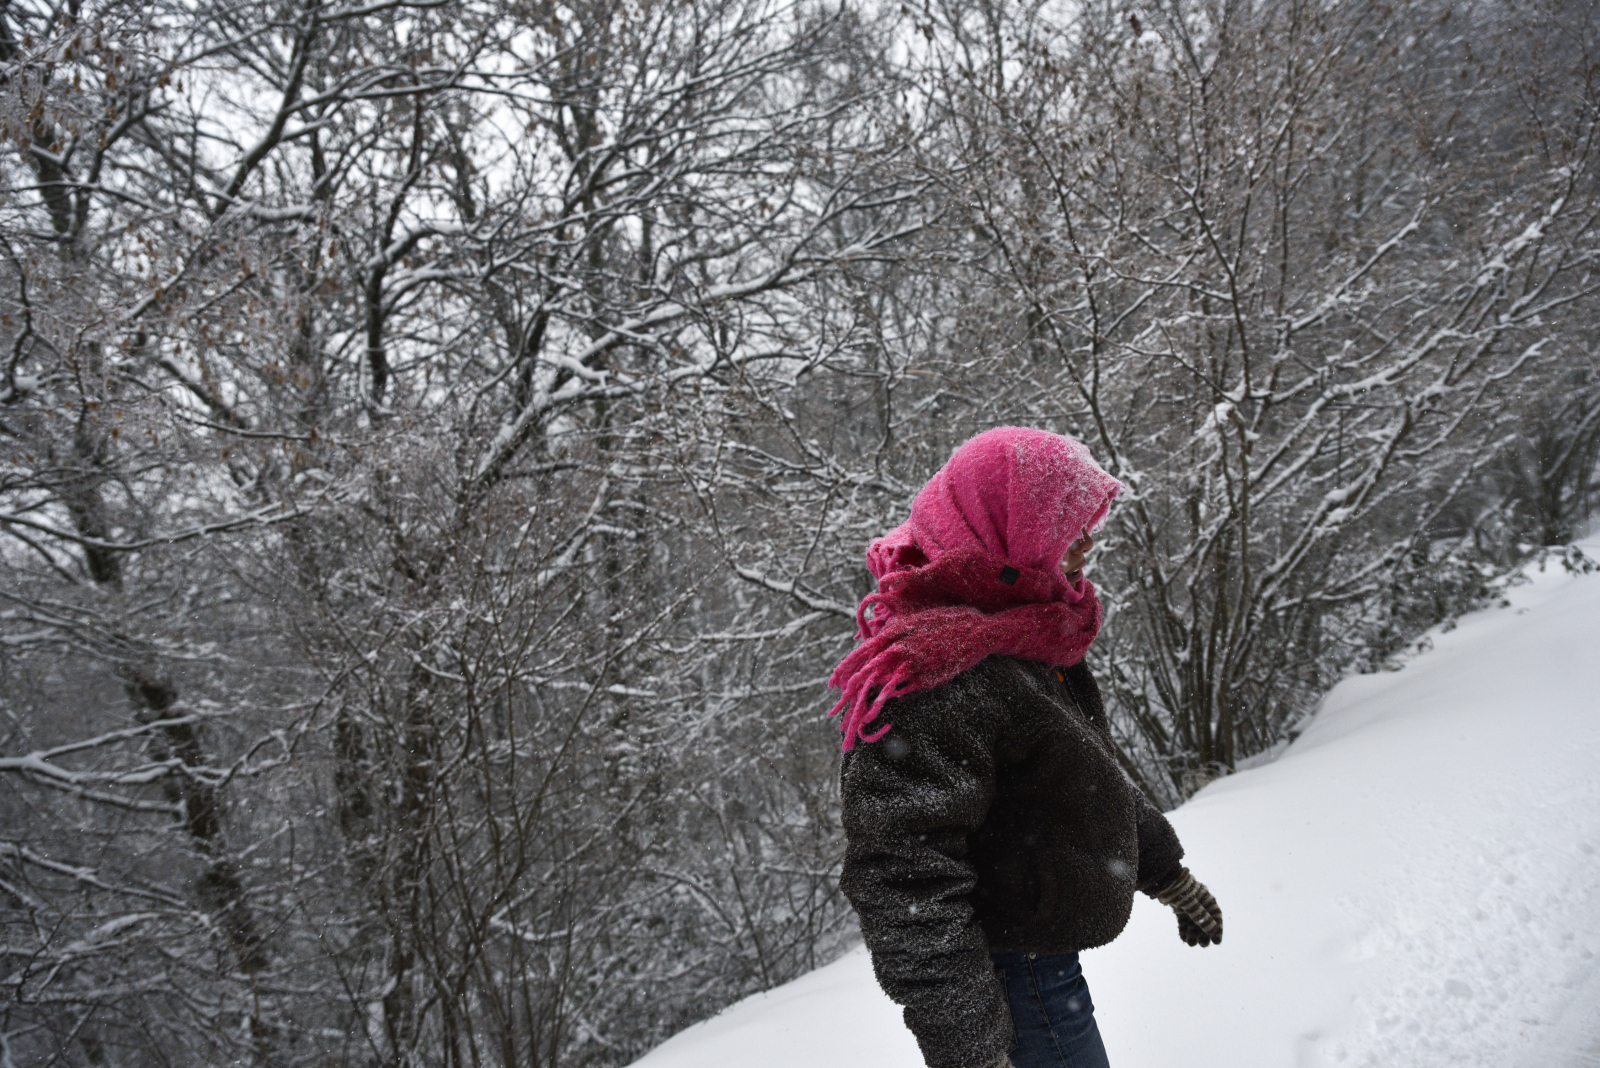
998 566 1019 585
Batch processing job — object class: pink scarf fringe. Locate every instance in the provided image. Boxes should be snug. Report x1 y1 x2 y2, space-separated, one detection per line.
828 551 1103 750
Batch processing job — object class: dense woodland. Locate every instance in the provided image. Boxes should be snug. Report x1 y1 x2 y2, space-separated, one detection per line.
1 0 1597 1064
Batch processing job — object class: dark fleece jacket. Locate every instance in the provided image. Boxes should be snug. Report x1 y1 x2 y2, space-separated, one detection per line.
838 656 1184 1068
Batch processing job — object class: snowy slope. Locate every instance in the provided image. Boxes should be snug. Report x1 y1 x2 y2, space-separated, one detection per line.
630 544 1600 1068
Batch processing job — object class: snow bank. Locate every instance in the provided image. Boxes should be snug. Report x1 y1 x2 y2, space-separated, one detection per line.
631 544 1600 1068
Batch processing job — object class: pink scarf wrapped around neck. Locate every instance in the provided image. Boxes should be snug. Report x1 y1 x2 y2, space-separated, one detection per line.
828 427 1123 751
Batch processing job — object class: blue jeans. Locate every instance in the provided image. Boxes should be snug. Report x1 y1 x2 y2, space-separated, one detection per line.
989 951 1111 1068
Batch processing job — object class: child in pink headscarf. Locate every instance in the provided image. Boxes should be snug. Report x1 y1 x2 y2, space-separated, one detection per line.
833 427 1223 1068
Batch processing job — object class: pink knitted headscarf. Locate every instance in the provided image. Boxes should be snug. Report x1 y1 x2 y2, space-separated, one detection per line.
828 427 1124 750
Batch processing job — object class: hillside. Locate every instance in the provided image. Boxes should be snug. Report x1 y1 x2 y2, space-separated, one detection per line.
631 543 1600 1068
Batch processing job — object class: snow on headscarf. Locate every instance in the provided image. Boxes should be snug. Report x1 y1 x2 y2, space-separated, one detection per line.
828 427 1124 751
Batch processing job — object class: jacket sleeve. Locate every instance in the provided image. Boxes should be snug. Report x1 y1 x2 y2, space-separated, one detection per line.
838 673 1014 1068
1130 778 1186 892
1061 663 1185 893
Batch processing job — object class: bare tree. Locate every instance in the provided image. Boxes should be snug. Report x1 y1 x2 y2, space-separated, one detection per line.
706 0 1600 803
0 0 910 1063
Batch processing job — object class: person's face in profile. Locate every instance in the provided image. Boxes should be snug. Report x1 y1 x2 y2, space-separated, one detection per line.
1060 529 1095 583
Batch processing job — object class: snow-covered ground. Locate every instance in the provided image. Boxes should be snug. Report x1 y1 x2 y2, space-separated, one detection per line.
630 541 1600 1068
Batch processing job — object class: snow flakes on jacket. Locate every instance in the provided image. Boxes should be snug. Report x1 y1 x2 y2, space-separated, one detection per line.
839 657 1184 1068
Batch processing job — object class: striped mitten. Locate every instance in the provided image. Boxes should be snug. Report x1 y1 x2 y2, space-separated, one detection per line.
1152 866 1223 947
